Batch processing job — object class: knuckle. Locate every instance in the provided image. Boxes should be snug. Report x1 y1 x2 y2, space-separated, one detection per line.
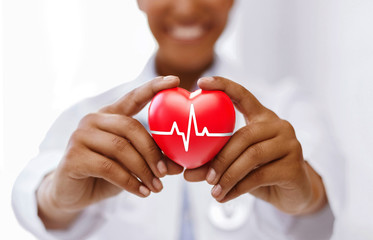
111 136 130 153
80 113 98 127
236 126 255 143
242 91 253 104
289 139 302 152
124 175 136 189
147 141 160 154
69 129 86 144
221 171 235 186
125 89 137 101
262 109 278 119
62 145 82 168
130 88 146 110
236 85 249 100
247 144 264 161
145 141 160 159
286 139 303 161
150 78 159 95
213 154 228 170
99 159 114 175
125 118 141 133
139 164 152 178
121 91 137 114
280 120 296 135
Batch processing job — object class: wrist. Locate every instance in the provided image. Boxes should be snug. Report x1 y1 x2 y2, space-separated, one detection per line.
299 162 328 215
36 171 81 229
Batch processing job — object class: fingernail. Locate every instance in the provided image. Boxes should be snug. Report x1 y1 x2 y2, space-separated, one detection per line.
157 160 168 176
163 75 176 81
206 168 216 185
139 185 150 197
152 178 163 191
211 184 222 198
199 76 214 82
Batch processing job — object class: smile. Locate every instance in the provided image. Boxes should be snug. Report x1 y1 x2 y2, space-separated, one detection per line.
169 25 206 41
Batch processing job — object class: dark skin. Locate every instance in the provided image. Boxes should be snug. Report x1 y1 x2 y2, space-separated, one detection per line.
155 54 213 90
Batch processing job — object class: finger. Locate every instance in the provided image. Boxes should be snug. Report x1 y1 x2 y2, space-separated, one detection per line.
206 122 278 185
211 136 290 201
82 113 167 178
197 76 275 121
67 147 151 198
183 164 210 182
101 76 180 116
218 156 296 203
72 128 163 193
164 156 184 175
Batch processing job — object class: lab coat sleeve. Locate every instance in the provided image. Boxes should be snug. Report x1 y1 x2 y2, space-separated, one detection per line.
11 150 112 240
11 94 119 239
274 78 345 217
251 198 334 240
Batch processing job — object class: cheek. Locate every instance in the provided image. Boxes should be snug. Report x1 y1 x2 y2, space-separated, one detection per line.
211 13 229 37
142 4 169 39
147 16 165 42
208 2 232 30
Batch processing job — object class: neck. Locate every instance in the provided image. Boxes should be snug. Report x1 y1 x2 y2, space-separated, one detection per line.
155 52 214 91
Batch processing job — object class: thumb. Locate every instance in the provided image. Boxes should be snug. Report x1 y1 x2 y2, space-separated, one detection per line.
198 76 270 122
101 76 180 116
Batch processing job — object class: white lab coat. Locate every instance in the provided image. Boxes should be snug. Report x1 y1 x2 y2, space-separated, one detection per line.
12 54 340 240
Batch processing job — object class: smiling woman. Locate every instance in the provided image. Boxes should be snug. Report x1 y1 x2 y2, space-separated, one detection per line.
6 0 356 239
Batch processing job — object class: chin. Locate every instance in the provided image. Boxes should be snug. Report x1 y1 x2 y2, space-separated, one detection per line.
175 54 213 72
170 45 214 66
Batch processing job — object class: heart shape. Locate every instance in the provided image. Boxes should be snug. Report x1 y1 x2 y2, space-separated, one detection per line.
148 87 235 169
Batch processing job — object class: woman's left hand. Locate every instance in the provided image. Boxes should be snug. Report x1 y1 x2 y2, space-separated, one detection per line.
184 76 327 215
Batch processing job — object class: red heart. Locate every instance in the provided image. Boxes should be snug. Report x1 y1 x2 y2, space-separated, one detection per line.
148 87 235 169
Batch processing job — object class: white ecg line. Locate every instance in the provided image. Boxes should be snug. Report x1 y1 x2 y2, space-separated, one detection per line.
150 104 233 152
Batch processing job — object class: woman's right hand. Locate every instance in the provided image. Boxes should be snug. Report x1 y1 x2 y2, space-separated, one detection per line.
36 76 183 229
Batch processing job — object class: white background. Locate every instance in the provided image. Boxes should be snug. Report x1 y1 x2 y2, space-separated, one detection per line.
2 0 373 239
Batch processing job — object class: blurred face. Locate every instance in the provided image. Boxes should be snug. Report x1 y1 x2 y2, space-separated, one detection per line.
137 0 234 72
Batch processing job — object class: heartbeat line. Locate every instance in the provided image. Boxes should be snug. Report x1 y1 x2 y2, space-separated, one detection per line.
150 104 233 152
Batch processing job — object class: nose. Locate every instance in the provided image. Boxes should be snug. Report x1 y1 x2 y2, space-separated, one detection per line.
171 0 200 22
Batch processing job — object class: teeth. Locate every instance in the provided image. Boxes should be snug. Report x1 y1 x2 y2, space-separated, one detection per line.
171 25 204 41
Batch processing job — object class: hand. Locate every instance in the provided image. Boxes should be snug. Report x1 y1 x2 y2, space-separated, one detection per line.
37 76 184 229
184 77 327 215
